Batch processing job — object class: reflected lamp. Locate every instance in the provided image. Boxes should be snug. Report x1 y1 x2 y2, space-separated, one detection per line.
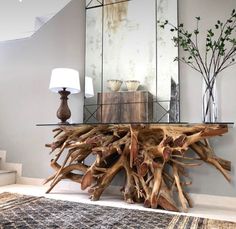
85 76 94 98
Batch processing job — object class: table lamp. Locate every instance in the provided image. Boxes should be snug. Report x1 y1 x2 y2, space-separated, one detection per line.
49 68 81 123
85 76 94 98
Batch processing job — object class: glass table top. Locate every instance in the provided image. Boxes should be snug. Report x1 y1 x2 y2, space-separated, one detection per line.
36 122 234 127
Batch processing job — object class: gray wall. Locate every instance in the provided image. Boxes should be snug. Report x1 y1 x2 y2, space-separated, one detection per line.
179 0 236 197
0 0 235 197
0 0 85 178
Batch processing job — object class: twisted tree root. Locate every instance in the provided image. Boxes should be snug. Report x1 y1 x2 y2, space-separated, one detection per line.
45 124 231 212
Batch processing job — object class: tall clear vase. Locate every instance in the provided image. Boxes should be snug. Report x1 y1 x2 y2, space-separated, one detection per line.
202 75 218 123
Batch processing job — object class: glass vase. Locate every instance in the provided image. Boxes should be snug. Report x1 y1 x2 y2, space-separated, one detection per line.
202 75 218 123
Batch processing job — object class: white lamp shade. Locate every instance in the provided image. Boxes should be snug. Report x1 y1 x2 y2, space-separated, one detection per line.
85 76 94 98
49 68 81 94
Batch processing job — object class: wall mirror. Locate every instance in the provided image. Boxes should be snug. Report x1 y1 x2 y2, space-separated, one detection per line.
84 0 179 123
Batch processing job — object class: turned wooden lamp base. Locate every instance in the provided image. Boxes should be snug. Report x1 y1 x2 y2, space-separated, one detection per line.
56 88 71 124
45 124 231 212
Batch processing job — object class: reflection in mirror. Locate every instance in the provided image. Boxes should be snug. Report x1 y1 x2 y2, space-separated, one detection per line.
84 0 179 123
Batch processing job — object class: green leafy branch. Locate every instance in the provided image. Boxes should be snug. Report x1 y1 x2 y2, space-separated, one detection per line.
158 9 236 87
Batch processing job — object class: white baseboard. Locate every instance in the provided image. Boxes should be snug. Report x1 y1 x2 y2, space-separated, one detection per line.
17 176 46 186
189 193 236 209
16 176 236 210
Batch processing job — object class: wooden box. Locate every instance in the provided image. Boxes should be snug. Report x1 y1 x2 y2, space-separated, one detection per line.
97 91 153 123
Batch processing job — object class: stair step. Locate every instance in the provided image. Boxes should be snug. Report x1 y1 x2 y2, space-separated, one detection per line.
0 170 16 186
0 170 16 174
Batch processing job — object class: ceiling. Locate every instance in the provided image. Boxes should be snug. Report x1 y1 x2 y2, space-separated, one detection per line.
0 0 72 42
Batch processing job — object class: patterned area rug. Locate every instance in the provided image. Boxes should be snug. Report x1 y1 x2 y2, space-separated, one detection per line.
0 192 235 229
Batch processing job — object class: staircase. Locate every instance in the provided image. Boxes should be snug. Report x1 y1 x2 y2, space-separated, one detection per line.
0 150 21 186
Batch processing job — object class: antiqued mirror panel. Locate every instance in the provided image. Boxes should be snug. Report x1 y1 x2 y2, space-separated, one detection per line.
103 0 156 93
84 0 179 123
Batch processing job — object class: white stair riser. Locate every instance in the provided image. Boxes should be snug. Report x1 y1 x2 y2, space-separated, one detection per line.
0 150 21 186
0 150 22 180
0 172 16 186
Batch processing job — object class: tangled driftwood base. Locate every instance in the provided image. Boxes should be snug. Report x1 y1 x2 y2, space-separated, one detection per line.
45 124 231 212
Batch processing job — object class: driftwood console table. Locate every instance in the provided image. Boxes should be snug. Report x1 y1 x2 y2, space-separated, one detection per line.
37 123 233 212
